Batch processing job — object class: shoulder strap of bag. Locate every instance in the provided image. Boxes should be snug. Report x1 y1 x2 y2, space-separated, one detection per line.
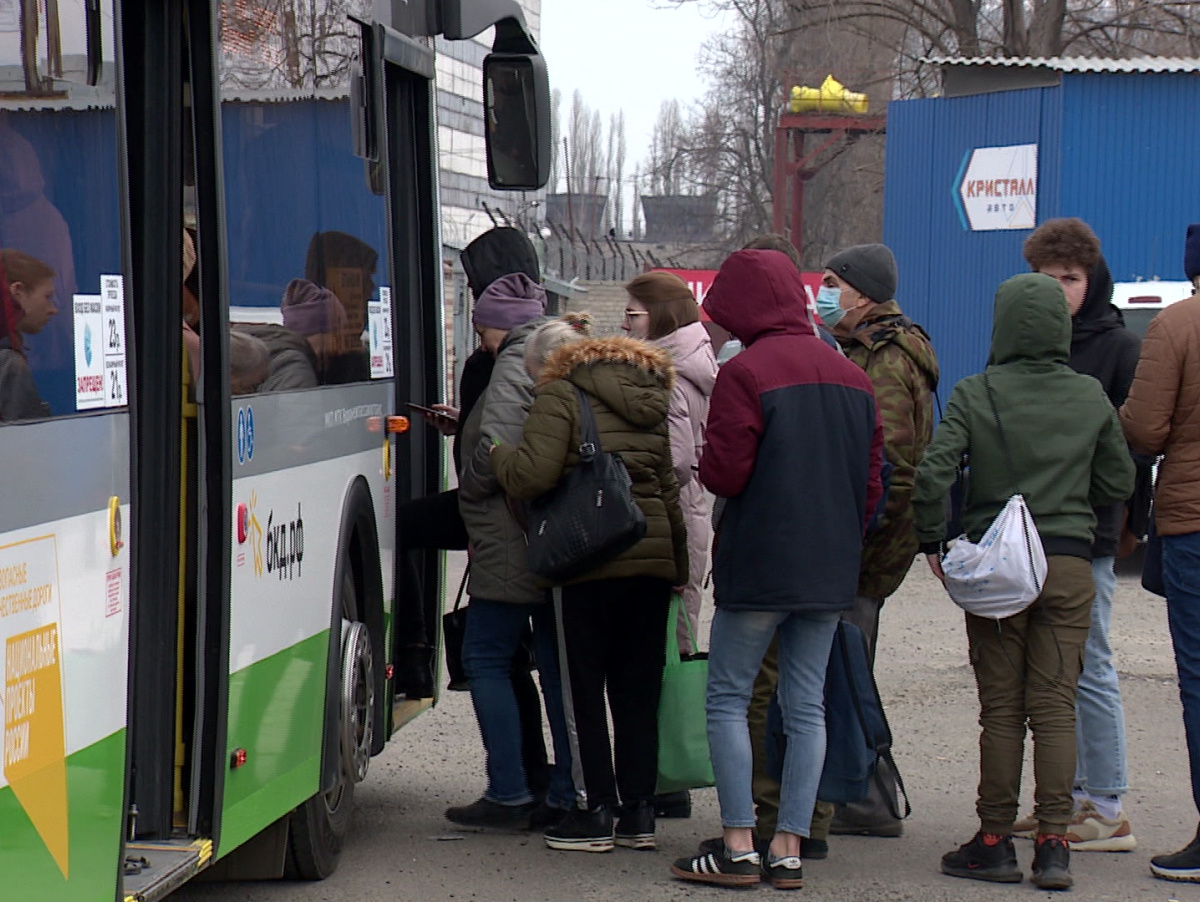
452 562 470 612
573 384 600 462
983 374 1021 497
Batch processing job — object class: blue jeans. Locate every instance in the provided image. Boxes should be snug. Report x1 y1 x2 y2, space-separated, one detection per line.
1163 533 1200 816
706 608 840 837
462 598 575 809
1074 556 1129 797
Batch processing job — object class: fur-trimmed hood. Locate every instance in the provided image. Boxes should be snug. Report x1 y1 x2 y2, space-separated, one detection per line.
538 336 676 429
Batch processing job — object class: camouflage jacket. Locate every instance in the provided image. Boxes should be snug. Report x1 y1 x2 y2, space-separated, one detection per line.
839 300 939 600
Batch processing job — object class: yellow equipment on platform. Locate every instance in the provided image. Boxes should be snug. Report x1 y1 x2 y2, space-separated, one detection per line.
789 75 869 114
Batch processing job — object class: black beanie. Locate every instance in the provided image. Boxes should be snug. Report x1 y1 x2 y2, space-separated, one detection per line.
461 227 541 300
1186 224 1200 281
825 243 898 304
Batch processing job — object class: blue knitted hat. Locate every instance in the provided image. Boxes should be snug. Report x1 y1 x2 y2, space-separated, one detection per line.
1186 223 1200 281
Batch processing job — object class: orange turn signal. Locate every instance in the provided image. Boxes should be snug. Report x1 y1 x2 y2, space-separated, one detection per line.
386 416 410 435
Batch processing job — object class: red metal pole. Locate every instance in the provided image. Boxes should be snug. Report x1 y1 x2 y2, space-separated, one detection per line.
773 123 789 235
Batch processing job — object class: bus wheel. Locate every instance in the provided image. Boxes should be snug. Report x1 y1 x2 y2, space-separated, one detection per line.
287 569 371 879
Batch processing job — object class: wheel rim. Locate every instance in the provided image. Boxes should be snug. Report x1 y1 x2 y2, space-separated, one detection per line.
340 619 374 784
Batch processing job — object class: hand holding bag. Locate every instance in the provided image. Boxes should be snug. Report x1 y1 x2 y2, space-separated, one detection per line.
942 376 1048 619
656 594 715 794
525 385 647 581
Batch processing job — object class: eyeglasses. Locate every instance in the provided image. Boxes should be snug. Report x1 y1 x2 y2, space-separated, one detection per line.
623 310 649 319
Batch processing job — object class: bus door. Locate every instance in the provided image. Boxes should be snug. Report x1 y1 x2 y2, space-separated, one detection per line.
0 3 134 901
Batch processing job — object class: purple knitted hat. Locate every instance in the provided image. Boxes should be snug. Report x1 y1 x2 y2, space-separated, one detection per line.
282 278 348 336
471 272 547 331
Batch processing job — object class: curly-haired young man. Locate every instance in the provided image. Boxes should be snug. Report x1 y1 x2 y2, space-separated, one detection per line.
1018 217 1145 853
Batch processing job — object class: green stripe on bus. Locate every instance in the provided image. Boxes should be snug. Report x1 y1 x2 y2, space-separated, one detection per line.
0 729 126 901
220 630 329 855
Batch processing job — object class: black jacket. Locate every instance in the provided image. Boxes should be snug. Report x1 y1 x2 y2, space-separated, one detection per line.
1068 257 1146 555
451 347 495 476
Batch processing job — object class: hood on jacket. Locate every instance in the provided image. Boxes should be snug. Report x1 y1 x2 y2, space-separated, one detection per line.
846 300 940 391
1070 255 1124 347
654 320 717 398
538 336 675 429
704 249 816 345
988 273 1071 366
461 227 541 299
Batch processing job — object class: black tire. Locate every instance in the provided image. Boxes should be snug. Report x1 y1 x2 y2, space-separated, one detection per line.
286 566 365 880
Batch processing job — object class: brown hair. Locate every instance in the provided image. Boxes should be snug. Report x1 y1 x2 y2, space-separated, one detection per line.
1023 218 1101 271
624 272 699 340
742 233 803 272
1 249 54 289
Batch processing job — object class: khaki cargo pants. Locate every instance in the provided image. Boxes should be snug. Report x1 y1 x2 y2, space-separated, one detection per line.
965 554 1094 836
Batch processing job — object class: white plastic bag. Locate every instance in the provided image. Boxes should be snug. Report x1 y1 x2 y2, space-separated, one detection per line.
942 493 1048 619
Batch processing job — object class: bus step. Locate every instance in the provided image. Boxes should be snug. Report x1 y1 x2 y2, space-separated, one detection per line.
123 838 212 902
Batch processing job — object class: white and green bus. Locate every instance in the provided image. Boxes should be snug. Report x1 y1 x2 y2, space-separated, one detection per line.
0 2 548 900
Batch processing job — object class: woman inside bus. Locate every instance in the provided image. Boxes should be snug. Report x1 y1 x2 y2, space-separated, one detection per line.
0 248 56 420
490 328 688 854
303 230 374 384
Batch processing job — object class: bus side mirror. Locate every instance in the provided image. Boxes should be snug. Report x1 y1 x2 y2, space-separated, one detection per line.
483 53 551 191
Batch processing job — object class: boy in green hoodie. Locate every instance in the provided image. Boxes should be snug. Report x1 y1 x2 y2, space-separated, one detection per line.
912 273 1134 890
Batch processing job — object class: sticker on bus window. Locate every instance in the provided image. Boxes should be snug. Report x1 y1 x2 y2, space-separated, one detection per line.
101 275 128 408
369 286 393 379
73 294 105 410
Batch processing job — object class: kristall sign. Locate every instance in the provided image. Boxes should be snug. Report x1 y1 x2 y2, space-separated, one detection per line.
956 144 1038 231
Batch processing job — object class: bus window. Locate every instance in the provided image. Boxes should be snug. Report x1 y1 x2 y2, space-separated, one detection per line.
218 0 387 389
0 2 123 419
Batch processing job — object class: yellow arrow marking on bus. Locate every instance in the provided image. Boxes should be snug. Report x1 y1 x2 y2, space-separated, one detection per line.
4 623 69 878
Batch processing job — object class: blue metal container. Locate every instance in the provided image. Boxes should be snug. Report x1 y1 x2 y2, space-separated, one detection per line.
884 61 1200 399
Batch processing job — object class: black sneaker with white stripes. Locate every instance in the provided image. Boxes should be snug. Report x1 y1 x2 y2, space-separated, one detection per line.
671 846 762 887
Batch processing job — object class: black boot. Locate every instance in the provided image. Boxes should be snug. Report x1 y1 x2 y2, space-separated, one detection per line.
1151 824 1200 883
394 643 433 698
654 790 692 818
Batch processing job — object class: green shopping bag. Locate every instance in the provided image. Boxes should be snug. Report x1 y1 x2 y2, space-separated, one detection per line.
656 594 715 794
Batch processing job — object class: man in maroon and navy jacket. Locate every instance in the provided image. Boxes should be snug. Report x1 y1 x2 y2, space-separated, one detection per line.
670 248 883 888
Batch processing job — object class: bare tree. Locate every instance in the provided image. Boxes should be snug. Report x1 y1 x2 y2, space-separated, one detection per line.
609 112 627 237
780 0 1200 91
220 0 369 91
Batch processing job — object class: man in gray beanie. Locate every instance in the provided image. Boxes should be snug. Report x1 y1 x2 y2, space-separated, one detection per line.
813 243 939 840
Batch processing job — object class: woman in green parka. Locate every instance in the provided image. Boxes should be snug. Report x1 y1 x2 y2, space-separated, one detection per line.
491 334 688 855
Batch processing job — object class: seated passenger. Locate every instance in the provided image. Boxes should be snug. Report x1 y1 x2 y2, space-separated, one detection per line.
234 320 319 393
0 248 56 420
280 278 348 385
229 330 270 396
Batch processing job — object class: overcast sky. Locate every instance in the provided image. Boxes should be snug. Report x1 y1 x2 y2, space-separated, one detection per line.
539 1 732 192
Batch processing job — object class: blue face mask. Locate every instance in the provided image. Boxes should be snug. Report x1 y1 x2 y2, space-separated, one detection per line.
815 285 845 328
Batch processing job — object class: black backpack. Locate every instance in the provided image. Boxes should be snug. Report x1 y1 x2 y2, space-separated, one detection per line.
767 620 911 815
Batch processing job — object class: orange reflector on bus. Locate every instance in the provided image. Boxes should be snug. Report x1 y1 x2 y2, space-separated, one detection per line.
231 748 248 769
386 416 410 434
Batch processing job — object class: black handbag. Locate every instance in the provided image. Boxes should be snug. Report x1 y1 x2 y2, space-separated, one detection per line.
441 565 471 691
525 385 647 580
441 562 539 691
